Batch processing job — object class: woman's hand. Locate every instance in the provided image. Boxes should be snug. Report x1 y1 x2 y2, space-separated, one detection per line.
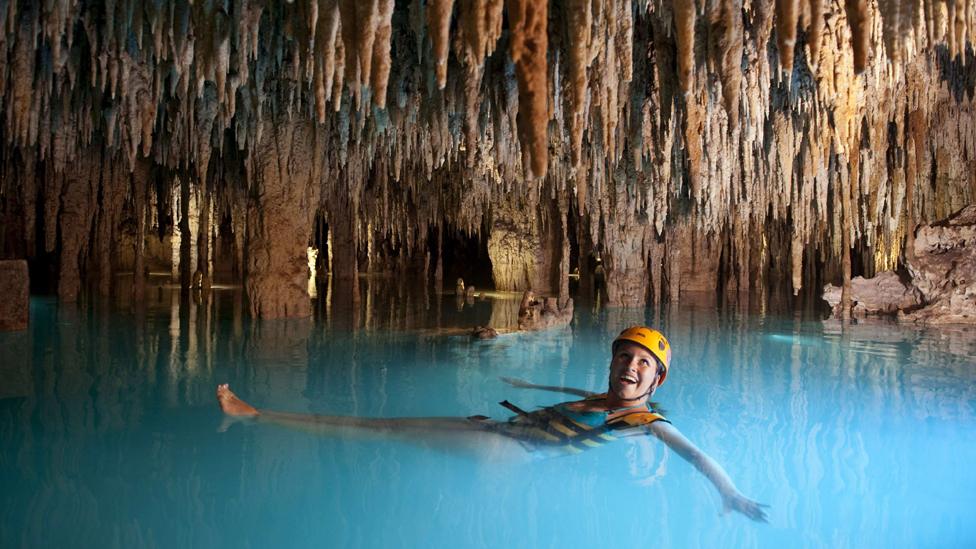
722 491 769 522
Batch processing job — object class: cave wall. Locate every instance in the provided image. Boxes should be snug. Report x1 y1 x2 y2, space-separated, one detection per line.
0 0 972 316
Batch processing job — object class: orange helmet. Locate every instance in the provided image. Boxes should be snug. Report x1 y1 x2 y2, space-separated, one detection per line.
612 326 672 385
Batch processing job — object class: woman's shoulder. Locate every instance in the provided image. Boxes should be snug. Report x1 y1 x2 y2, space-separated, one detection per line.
557 394 610 412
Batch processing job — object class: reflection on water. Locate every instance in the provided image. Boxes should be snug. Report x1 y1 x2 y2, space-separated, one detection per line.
1 278 975 548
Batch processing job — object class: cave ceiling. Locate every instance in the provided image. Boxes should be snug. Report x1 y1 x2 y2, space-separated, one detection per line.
0 0 974 314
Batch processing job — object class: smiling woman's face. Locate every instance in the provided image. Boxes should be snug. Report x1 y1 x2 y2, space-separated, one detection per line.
607 341 661 404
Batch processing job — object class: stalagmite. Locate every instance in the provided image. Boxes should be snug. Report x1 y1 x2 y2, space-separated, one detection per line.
330 198 361 305
179 176 192 289
488 192 563 294
95 159 127 296
0 260 28 331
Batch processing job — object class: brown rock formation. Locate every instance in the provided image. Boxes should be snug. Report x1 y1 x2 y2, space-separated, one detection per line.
822 270 921 317
0 0 971 317
56 151 98 303
0 260 28 330
901 205 976 323
517 290 574 331
825 205 976 323
245 120 324 319
488 189 567 294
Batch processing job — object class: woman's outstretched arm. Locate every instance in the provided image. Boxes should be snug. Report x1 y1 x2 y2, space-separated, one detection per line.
648 421 768 522
499 377 595 397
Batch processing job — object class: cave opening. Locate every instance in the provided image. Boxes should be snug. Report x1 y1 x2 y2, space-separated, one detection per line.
432 224 493 292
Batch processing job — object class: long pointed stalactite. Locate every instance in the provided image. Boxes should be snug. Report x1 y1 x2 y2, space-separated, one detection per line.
0 0 972 318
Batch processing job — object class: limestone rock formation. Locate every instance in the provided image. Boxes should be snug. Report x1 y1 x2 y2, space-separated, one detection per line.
517 290 574 331
471 326 499 339
901 205 976 323
822 271 921 317
0 260 28 330
0 1 972 317
244 119 324 319
825 205 976 323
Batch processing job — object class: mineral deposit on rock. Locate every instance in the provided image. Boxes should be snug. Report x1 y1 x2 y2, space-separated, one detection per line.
0 1 971 317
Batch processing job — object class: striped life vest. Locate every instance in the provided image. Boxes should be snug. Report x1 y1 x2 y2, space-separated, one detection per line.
494 393 669 454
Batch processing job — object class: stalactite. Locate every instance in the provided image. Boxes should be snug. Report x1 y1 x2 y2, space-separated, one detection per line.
809 0 826 64
566 0 593 166
846 0 871 72
427 0 456 90
370 0 395 108
507 0 549 179
459 0 504 160
880 0 902 69
675 0 697 94
712 0 745 125
776 0 801 71
0 0 971 318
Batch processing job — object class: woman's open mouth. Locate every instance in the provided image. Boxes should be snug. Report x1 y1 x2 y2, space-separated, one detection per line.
619 374 638 385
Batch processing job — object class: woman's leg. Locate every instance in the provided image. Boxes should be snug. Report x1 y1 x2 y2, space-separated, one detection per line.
216 384 524 459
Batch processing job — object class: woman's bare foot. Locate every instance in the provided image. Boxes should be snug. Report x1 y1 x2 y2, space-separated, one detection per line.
216 384 260 417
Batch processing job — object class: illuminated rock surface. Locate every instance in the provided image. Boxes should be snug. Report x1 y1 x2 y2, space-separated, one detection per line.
824 205 976 323
0 0 972 317
902 205 976 323
822 271 920 317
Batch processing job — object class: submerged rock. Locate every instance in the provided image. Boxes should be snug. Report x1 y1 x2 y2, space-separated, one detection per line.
471 326 499 339
517 290 573 331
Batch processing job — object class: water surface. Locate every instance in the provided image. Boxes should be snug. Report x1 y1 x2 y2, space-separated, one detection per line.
1 282 974 548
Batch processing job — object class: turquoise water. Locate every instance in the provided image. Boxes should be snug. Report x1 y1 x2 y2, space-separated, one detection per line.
1 283 975 548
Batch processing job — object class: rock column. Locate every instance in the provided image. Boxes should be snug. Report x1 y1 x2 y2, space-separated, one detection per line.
57 155 97 302
132 160 150 300
488 192 564 294
330 197 361 305
244 120 323 319
601 178 653 307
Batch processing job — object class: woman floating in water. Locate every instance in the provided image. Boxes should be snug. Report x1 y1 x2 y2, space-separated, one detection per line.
217 326 768 522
